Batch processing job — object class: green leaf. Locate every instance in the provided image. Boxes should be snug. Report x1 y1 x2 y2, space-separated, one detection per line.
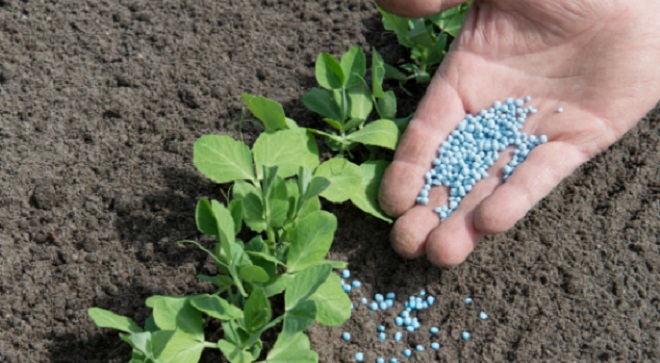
302 88 342 122
145 296 204 340
218 340 255 363
379 7 412 48
266 332 318 363
241 93 287 132
314 157 363 203
298 128 321 171
343 118 363 132
195 199 218 237
128 347 148 363
233 181 266 233
347 80 373 121
282 300 316 335
243 288 271 334
310 274 351 326
210 200 236 260
253 129 313 180
296 166 312 197
124 332 154 358
284 117 299 129
299 196 321 218
245 235 268 253
287 211 337 273
154 330 205 363
246 250 283 267
249 340 263 362
265 175 289 228
264 274 294 297
304 177 330 201
315 53 344 89
394 114 413 133
296 170 330 216
238 265 270 284
222 320 249 346
285 264 332 311
375 90 397 120
193 135 254 184
144 315 158 333
384 63 408 82
190 294 243 321
431 4 469 37
346 119 399 150
408 18 434 47
340 46 366 88
426 32 448 67
88 308 143 334
228 199 244 234
371 48 386 99
349 160 392 222
322 117 343 132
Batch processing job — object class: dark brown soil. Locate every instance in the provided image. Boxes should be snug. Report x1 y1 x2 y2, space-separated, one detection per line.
0 1 657 362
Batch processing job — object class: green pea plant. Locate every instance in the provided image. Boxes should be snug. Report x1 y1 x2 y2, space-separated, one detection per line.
242 46 407 223
88 127 354 363
85 8 472 361
300 46 400 158
378 3 470 86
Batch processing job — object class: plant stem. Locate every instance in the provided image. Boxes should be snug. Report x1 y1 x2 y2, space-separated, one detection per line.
266 227 276 245
203 341 218 349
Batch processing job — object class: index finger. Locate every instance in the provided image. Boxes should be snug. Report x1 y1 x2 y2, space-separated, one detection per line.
379 73 465 217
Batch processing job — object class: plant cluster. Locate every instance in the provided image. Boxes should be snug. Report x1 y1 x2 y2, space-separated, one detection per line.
378 4 470 86
90 130 352 362
243 46 405 223
88 5 470 363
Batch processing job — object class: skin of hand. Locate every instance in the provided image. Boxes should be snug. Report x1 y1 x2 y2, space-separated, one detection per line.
376 0 660 266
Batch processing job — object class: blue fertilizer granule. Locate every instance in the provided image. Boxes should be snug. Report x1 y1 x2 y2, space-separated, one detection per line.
417 97 548 220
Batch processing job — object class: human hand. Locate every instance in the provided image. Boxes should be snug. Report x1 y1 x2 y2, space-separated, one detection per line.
376 0 660 266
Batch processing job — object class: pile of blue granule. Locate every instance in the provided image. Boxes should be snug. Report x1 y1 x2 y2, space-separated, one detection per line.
417 97 549 220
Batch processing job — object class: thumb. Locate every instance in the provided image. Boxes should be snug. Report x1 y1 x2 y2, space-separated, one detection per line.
376 0 470 18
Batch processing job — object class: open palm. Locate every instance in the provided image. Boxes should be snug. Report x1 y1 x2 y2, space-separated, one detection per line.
377 0 660 266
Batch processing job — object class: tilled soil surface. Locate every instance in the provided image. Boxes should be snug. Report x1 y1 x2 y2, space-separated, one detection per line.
0 1 658 362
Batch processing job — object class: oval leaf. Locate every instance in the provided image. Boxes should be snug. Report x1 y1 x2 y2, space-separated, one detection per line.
346 119 399 150
371 48 386 98
285 264 332 311
233 181 266 233
253 129 314 180
376 90 397 120
88 308 143 334
266 332 318 363
194 135 254 184
287 210 337 273
190 294 243 321
195 199 218 237
243 288 271 333
302 88 342 122
238 265 270 284
340 46 366 88
310 274 351 326
145 296 203 341
347 81 373 121
315 53 344 90
314 158 362 203
241 93 287 131
349 160 392 222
